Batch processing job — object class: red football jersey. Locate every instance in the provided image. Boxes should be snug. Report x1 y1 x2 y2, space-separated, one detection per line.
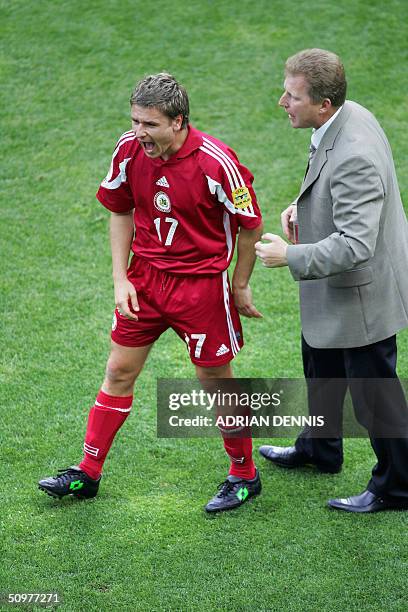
96 126 262 275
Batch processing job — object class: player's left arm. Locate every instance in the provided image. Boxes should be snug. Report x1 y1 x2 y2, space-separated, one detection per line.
232 224 263 318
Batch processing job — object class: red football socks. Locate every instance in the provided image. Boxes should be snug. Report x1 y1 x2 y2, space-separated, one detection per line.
222 434 256 480
79 390 255 481
79 390 133 480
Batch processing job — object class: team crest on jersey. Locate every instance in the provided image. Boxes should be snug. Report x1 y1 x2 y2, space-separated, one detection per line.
232 186 252 210
154 191 172 213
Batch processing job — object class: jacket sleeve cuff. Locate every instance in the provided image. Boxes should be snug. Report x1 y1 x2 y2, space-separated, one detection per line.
287 244 307 281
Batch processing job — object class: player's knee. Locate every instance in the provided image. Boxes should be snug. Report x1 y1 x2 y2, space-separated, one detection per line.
105 357 137 386
195 363 233 381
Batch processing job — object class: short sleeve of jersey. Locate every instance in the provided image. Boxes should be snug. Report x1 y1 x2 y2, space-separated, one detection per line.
198 135 262 229
96 131 136 213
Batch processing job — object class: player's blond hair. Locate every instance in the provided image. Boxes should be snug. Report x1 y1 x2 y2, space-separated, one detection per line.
130 73 190 128
285 49 347 108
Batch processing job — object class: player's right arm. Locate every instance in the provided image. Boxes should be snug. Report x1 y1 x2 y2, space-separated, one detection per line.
110 211 139 320
96 130 139 319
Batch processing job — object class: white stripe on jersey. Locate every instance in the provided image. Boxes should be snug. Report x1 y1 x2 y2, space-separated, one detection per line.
200 140 256 217
222 270 240 356
200 144 237 193
205 175 257 218
206 175 236 214
102 133 136 188
223 211 233 260
111 134 136 165
202 137 245 189
118 130 134 144
95 400 132 413
102 157 131 190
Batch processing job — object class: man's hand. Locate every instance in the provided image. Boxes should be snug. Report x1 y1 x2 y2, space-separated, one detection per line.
114 278 139 320
281 204 297 244
255 233 289 268
232 284 263 318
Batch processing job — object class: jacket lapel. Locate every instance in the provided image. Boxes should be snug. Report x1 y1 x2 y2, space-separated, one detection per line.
298 102 352 198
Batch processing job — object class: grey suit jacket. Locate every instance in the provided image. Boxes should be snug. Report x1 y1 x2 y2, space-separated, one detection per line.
286 101 408 348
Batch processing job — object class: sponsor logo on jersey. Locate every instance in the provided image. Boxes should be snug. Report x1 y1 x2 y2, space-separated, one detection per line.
112 312 117 331
156 176 170 187
232 186 252 210
154 191 172 213
216 344 230 357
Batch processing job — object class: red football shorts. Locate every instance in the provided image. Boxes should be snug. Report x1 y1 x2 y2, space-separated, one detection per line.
111 258 243 367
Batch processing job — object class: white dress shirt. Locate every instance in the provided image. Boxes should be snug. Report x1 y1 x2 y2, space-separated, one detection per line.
311 105 343 150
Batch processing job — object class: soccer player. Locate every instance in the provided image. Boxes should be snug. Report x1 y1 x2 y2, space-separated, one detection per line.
39 73 263 512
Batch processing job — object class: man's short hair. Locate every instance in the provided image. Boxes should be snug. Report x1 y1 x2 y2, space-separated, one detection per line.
285 49 347 108
130 73 190 128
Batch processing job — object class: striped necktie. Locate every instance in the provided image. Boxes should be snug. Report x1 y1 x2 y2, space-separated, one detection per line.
304 143 317 178
309 143 317 162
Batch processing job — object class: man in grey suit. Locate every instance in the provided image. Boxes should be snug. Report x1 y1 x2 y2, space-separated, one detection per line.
256 48 408 512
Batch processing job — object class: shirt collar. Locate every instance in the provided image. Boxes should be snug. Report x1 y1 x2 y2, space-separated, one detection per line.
311 105 343 150
173 125 203 159
148 125 202 166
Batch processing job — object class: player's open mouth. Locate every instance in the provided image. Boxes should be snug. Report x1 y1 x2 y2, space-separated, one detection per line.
141 141 155 153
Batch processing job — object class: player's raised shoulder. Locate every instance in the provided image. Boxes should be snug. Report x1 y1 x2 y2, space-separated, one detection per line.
99 130 138 194
198 130 250 179
197 132 244 183
195 130 257 219
113 130 137 153
198 131 239 161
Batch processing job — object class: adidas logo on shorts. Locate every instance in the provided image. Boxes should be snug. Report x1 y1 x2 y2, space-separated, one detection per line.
216 344 230 357
156 176 169 187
